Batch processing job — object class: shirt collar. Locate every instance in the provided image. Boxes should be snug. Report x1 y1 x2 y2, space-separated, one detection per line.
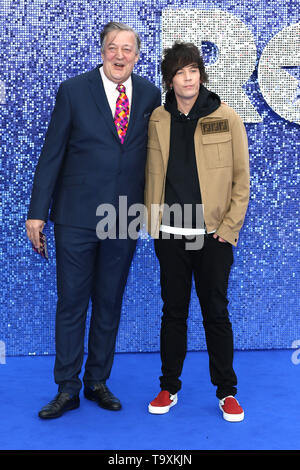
100 65 132 92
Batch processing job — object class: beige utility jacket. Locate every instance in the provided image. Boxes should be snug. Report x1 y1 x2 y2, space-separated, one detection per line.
144 103 250 246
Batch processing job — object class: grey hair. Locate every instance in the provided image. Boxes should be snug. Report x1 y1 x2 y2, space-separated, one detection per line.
100 22 141 54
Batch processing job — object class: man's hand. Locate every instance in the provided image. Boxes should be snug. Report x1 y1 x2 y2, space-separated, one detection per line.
213 233 227 243
26 219 45 249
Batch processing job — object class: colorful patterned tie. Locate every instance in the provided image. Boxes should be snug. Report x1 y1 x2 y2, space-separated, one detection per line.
114 84 129 144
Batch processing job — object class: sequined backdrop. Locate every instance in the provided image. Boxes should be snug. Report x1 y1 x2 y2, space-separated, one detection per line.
0 0 299 356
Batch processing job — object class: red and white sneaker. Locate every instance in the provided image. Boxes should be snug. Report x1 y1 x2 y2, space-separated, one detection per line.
148 390 178 414
219 395 244 422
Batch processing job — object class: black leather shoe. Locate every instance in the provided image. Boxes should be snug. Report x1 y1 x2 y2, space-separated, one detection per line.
84 384 122 411
38 392 80 419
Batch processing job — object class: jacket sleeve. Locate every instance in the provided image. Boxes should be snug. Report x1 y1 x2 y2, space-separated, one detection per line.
216 114 250 245
27 81 72 221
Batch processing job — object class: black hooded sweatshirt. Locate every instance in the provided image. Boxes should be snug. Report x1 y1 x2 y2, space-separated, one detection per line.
162 84 221 229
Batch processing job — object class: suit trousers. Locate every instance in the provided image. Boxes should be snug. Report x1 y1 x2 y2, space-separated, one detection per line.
154 233 237 399
53 224 137 395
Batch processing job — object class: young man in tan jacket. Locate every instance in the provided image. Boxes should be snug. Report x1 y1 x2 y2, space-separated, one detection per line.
145 42 250 422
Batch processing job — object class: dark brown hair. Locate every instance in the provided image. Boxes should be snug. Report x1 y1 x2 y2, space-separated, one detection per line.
161 42 208 91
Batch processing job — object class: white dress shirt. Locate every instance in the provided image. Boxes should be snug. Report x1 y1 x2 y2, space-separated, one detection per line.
99 66 132 119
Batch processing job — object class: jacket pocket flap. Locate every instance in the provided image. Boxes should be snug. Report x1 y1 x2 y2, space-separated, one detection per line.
202 133 232 145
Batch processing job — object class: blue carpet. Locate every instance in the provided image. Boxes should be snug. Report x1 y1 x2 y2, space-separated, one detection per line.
0 350 299 450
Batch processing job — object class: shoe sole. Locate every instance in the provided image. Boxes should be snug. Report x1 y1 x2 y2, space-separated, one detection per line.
219 403 244 422
148 394 178 414
38 401 80 419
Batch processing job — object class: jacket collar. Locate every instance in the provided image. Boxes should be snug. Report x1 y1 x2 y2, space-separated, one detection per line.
150 110 171 173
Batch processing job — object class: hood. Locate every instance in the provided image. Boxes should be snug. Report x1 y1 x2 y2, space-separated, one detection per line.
164 84 221 121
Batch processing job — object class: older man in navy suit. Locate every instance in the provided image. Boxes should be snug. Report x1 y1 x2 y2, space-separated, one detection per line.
26 22 161 419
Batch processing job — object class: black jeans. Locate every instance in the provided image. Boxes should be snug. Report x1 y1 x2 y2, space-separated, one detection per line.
154 233 237 399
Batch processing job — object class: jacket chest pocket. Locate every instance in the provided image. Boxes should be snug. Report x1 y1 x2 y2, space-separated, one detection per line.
201 133 233 169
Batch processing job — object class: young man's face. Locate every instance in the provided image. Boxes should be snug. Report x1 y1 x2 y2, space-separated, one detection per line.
171 64 201 101
101 30 139 84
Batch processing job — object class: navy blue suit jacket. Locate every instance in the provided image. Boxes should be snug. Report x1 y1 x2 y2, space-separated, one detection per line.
28 65 161 229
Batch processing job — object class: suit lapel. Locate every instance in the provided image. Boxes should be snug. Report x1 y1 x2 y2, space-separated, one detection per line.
87 65 120 143
154 112 171 174
122 73 140 144
87 67 144 146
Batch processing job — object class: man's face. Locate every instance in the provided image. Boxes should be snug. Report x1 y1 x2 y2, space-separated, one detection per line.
171 64 201 101
101 30 139 84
